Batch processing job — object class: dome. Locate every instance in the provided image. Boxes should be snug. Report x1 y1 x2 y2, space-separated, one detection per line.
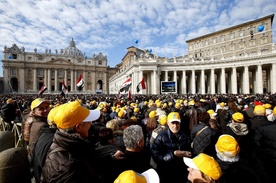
62 38 83 57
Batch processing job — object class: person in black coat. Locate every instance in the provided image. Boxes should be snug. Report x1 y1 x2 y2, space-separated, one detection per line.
1 98 17 130
151 112 192 183
215 134 261 183
254 122 276 183
191 112 220 157
114 125 152 178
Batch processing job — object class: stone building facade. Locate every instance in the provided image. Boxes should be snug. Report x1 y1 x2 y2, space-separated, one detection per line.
1 39 117 94
109 14 276 95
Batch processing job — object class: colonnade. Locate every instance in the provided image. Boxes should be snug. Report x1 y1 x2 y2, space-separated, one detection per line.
129 63 276 95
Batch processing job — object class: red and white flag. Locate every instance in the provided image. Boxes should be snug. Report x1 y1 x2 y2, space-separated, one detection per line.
136 77 146 92
76 74 84 88
119 78 132 93
62 80 68 94
39 84 47 95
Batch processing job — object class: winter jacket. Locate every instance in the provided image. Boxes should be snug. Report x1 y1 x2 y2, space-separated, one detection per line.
255 122 276 183
41 130 97 183
31 126 56 182
250 116 270 131
216 157 261 183
1 103 16 123
224 122 255 163
191 123 220 157
151 128 190 183
24 115 48 157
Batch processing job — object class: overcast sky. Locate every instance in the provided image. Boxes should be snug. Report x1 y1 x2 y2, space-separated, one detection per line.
0 0 275 77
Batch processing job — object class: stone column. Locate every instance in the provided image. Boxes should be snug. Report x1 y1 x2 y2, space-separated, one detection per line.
173 71 177 82
243 66 250 94
182 70 186 94
44 69 47 87
220 68 226 94
256 64 263 94
55 69 59 92
200 69 205 94
271 63 276 93
210 69 215 94
3 67 9 93
191 69 196 94
71 70 74 92
231 67 237 94
153 70 157 94
92 71 96 93
33 68 37 91
47 69 51 93
64 69 68 85
165 71 168 81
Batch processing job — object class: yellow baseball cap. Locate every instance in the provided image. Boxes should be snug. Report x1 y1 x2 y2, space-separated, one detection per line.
118 110 125 118
188 100 195 106
254 105 266 115
6 98 14 104
264 103 272 109
207 109 217 117
149 111 158 118
232 112 244 123
159 115 167 126
167 112 181 123
134 108 139 113
52 100 100 129
273 106 276 116
184 153 222 180
31 98 50 111
114 169 159 183
215 135 240 159
175 103 181 109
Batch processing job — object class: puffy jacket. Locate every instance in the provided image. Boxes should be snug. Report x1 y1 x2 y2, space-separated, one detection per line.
151 128 190 183
41 130 97 183
191 123 220 157
255 122 276 182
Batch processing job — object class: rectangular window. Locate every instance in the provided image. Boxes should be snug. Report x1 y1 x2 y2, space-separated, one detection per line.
239 30 244 37
230 44 235 51
28 57 32 60
205 39 209 46
220 35 225 42
58 70 64 77
98 61 102 65
230 32 235 39
212 37 217 44
38 69 44 77
249 40 255 46
11 68 17 76
260 38 267 44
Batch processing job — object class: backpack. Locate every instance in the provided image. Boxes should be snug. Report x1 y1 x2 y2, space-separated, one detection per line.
31 127 56 182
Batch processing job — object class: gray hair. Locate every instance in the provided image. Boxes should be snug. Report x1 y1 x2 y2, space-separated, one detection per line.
123 125 143 149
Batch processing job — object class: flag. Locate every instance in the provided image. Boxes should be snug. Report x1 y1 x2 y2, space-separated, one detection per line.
119 78 132 93
62 80 68 94
39 84 47 95
76 74 84 88
128 90 132 101
136 77 146 92
118 91 121 99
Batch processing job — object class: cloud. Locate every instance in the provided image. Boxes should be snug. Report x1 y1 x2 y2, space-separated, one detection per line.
0 0 275 76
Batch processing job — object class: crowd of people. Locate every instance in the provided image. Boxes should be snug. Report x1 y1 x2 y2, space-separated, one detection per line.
0 93 276 183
